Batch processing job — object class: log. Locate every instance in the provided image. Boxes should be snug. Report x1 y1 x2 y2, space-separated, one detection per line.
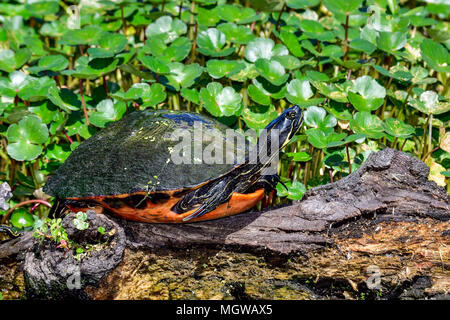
0 148 449 300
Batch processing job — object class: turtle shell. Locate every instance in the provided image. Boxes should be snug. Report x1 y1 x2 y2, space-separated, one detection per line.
44 109 250 199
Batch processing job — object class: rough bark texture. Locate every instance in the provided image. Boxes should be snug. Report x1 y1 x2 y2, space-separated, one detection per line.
0 148 449 300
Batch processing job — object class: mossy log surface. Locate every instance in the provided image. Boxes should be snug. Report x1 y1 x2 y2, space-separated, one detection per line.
0 148 449 300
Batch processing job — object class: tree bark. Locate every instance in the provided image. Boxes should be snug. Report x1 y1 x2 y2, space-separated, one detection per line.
1 148 449 299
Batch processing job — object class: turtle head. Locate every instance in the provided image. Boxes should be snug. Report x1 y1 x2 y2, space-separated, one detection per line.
264 105 303 149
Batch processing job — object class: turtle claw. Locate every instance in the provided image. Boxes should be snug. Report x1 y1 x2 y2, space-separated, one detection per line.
182 207 207 222
0 225 21 243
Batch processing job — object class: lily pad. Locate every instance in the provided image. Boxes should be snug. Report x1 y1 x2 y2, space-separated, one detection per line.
89 99 127 128
0 48 31 73
303 106 337 130
145 16 187 43
350 112 385 139
27 54 69 74
286 151 312 162
348 76 386 112
279 29 305 58
164 62 203 91
306 127 347 149
217 4 259 24
276 180 306 200
245 38 288 63
0 71 30 98
420 38 450 73
383 118 415 138
254 59 289 86
242 105 278 130
217 23 255 45
408 90 450 115
59 25 103 46
197 28 235 57
285 79 323 107
145 36 191 63
200 82 243 117
47 86 81 112
206 59 245 79
181 88 200 105
139 56 171 74
87 33 128 58
62 56 119 79
6 115 49 161
10 208 34 229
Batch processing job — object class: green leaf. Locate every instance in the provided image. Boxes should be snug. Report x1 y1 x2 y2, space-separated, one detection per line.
348 76 386 112
286 151 312 162
165 62 203 90
242 105 278 129
306 128 347 149
141 83 166 107
217 23 255 45
200 82 243 117
377 31 407 53
197 6 221 27
10 208 34 229
312 82 348 103
408 90 450 115
0 71 31 98
254 59 289 86
25 1 59 16
45 143 71 162
276 180 306 200
47 87 81 112
181 88 200 104
62 56 119 79
245 38 288 63
383 118 415 138
19 76 56 102
350 112 385 139
279 30 305 58
145 16 187 43
197 28 235 57
349 38 377 55
248 84 271 106
144 36 191 62
206 59 245 79
420 38 450 73
6 115 49 161
87 33 128 58
0 48 31 73
139 56 171 74
217 4 258 24
89 99 127 128
303 106 337 129
27 54 69 74
286 0 320 9
323 0 363 15
285 79 323 107
59 25 103 46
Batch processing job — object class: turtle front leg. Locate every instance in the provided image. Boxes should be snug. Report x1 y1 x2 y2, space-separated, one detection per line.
0 225 21 243
172 177 235 221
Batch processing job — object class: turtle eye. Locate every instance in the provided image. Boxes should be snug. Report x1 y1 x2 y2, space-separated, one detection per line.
286 111 297 120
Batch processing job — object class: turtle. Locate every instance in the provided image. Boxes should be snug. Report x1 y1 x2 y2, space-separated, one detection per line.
39 105 303 224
